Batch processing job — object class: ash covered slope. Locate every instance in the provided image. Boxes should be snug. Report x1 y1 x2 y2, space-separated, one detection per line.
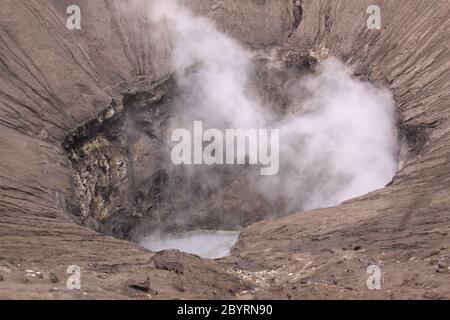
0 0 449 299
230 0 450 299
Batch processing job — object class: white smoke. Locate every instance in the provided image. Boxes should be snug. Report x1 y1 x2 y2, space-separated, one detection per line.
126 0 398 215
274 60 398 210
146 0 270 130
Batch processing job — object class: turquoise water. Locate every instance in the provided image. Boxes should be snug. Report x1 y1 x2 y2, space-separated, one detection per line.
139 230 240 259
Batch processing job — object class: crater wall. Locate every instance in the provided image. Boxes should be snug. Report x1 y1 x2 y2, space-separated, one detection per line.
0 0 448 299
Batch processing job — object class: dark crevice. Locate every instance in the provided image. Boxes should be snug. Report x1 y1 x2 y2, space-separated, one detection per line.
397 119 440 170
288 0 303 38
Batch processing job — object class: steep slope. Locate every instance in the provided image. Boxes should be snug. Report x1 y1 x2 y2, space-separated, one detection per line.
228 0 450 299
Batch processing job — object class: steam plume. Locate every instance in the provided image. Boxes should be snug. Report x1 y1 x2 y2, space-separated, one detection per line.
121 0 398 220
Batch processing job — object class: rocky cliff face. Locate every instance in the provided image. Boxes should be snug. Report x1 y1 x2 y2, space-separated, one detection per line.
0 0 449 299
62 59 297 241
